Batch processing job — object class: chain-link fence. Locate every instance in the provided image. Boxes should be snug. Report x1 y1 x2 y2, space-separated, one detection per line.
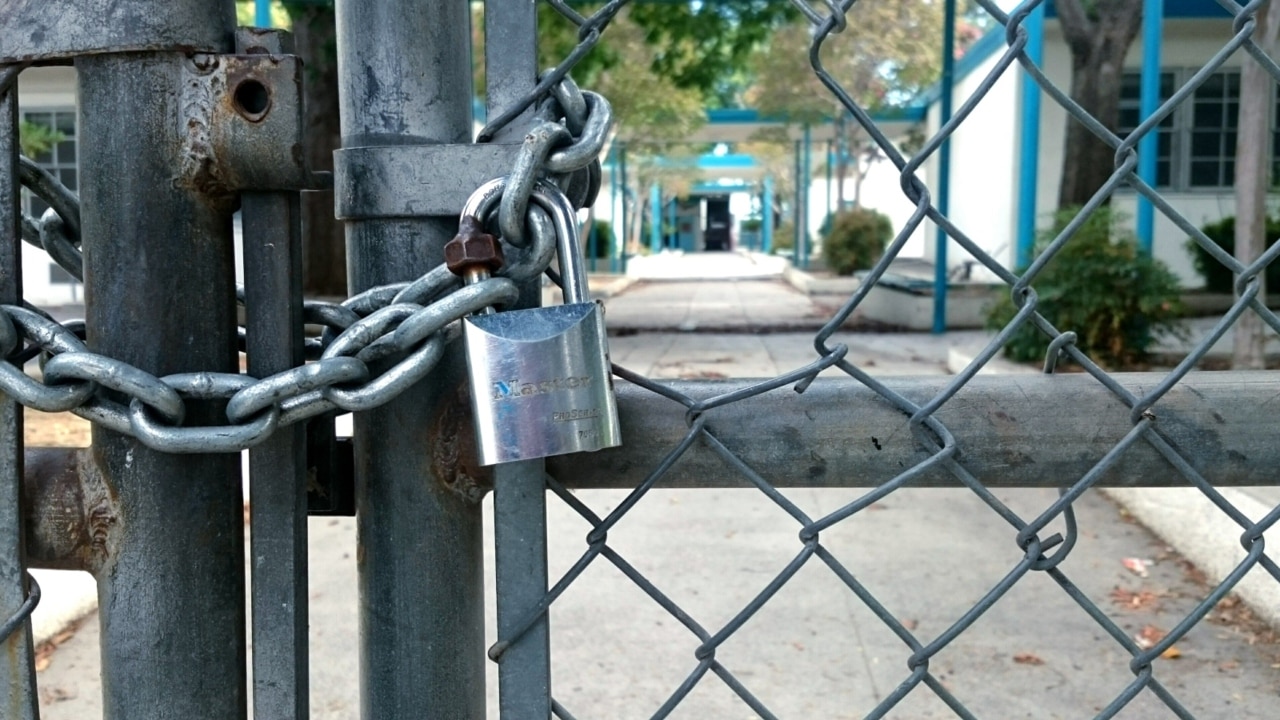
3 0 1280 718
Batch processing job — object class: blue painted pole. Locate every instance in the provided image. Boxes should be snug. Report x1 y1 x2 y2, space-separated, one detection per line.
801 124 812 270
1137 0 1163 255
649 184 661 254
932 0 956 335
1015 4 1045 270
609 156 619 273
587 220 598 273
619 144 628 272
825 140 834 229
794 140 802 266
255 0 272 28
763 176 774 253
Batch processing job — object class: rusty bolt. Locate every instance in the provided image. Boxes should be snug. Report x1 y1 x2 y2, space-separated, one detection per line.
445 216 505 278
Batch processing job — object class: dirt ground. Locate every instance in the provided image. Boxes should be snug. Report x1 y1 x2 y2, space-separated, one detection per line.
24 408 90 447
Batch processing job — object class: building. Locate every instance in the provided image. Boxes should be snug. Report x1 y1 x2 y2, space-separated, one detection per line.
924 0 1249 287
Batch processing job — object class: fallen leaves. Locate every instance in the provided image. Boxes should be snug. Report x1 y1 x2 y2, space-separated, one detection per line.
1013 652 1045 666
34 625 79 673
1133 625 1182 659
1109 587 1163 612
1121 557 1152 578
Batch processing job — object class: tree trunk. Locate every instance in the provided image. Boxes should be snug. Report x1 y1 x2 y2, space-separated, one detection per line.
1233 1 1280 369
1058 44 1129 208
1054 1 1144 210
290 5 347 297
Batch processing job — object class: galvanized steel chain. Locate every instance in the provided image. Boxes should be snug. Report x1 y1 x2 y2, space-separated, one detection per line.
6 77 613 456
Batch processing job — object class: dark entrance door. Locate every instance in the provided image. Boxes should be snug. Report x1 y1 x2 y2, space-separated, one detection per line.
704 197 732 251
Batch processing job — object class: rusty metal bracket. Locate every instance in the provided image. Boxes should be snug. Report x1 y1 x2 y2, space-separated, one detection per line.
0 0 232 64
177 46 321 196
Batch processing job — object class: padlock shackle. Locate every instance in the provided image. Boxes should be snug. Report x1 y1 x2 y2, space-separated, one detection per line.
461 177 590 304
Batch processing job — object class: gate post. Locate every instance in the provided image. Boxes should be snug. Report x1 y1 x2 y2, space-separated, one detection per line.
78 47 247 720
334 0 486 716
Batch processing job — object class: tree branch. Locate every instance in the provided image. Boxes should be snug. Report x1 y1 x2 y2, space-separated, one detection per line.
1053 0 1097 48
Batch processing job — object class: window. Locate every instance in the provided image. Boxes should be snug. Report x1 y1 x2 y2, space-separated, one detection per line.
1119 72 1176 188
1117 69 1266 192
1188 71 1239 188
21 109 77 218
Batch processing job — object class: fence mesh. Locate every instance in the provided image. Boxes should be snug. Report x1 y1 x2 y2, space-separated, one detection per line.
3 0 1280 717
487 1 1280 718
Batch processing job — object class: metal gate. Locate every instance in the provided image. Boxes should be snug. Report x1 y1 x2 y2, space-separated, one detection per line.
3 0 1280 718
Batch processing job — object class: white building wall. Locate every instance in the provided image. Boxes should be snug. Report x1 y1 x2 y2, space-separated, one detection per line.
17 67 81 307
923 44 1021 280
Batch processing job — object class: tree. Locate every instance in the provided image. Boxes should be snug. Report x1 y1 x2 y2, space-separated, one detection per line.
1055 1 1145 209
1232 1 1280 369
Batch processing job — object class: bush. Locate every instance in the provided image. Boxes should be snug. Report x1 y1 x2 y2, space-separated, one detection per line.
582 219 614 259
821 207 891 276
1184 216 1280 293
986 207 1184 368
771 220 796 252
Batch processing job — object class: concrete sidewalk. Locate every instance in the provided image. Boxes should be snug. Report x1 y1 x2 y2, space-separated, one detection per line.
28 260 1280 716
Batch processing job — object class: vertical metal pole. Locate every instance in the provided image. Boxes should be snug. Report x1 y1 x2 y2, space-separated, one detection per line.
932 0 956 334
78 50 245 720
1015 3 1045 269
1137 0 1163 254
609 155 620 273
788 139 798 265
801 124 811 270
762 175 774 254
619 143 628 272
335 0 484 716
484 1 553 715
255 0 272 28
0 64 38 720
649 184 661 253
825 139 833 226
240 26 308 720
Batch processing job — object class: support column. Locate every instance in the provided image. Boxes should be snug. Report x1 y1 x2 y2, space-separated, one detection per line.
0 64 38 720
762 176 774 254
78 51 245 720
335 0 485 716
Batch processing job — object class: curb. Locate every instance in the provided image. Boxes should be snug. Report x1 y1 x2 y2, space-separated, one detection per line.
948 342 1280 631
29 568 97 646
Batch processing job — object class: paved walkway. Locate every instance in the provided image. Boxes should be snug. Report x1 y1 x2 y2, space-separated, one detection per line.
30 253 1280 717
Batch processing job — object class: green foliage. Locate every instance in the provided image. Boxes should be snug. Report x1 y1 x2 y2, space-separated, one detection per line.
771 220 795 252
820 208 891 276
1184 216 1280 293
583 219 614 259
628 2 796 107
18 121 63 159
986 208 1184 368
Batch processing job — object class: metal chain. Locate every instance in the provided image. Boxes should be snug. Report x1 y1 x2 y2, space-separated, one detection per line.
4 76 614 454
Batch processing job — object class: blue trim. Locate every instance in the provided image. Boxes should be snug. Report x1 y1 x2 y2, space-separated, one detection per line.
649 184 661 253
706 106 928 126
1016 4 1045 269
933 0 956 335
691 181 753 193
1137 0 1164 254
1045 0 1228 19
914 26 1007 107
762 176 774 254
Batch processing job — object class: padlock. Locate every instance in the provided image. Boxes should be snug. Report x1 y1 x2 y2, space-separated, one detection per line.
447 178 621 465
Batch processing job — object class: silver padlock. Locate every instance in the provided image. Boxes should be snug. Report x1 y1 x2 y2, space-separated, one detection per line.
449 179 621 465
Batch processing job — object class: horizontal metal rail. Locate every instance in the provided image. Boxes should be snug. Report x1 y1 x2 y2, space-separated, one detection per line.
546 374 1280 489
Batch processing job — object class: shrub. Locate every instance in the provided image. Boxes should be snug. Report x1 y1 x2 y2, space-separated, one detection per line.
771 220 796 252
1184 216 1280 293
583 219 614 259
986 207 1184 368
821 207 892 276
